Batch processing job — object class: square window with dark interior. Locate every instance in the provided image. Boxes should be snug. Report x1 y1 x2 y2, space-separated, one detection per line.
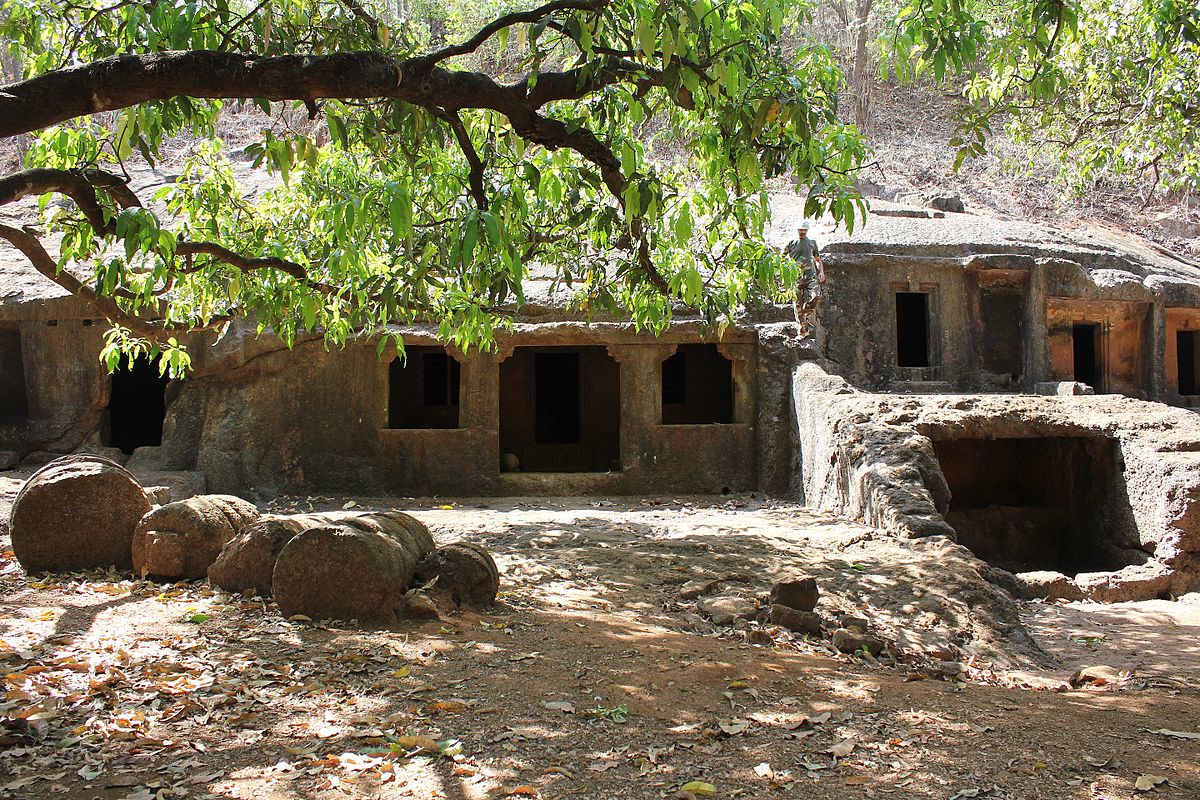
895 292 931 368
661 344 733 424
388 348 460 429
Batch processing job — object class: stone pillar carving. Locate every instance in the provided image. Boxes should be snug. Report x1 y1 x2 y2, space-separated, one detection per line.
605 343 675 475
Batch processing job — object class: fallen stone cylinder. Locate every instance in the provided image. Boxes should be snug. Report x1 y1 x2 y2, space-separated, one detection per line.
271 511 435 624
132 494 260 580
208 512 345 596
414 542 500 610
9 454 151 572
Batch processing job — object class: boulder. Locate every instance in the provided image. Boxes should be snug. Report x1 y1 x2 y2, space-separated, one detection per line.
271 511 435 625
832 628 885 656
697 595 757 626
9 454 151 572
413 542 500 610
929 194 965 213
769 604 823 636
769 576 819 612
132 494 260 580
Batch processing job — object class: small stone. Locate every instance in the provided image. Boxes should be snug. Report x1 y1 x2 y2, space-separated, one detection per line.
832 628 885 656
696 595 757 626
1069 665 1124 688
769 576 819 612
0 450 18 470
837 614 869 631
769 604 823 636
401 590 442 621
679 579 719 600
933 660 963 679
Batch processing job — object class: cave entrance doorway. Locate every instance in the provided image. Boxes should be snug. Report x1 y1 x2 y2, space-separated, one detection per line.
106 355 169 455
0 328 28 422
932 436 1135 575
1072 322 1101 390
896 292 931 368
499 347 621 472
1177 330 1198 396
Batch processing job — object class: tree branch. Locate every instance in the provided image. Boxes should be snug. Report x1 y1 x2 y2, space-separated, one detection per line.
424 0 609 65
436 110 489 211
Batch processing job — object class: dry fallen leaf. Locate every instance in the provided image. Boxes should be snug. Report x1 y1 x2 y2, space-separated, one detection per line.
828 739 856 758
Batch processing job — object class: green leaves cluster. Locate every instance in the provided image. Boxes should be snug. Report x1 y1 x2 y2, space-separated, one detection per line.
2 0 871 368
883 0 1200 191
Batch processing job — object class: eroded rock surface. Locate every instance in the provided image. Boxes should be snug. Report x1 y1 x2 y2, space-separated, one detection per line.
9 454 150 572
132 494 259 580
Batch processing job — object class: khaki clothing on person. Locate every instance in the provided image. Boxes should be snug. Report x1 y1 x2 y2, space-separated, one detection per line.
784 236 822 323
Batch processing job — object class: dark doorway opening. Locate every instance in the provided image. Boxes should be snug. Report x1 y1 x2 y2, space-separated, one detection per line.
499 347 620 472
661 344 734 424
896 292 930 367
1072 322 1101 389
933 436 1135 575
0 328 29 422
106 355 169 454
388 348 460 429
535 352 581 443
1178 331 1198 395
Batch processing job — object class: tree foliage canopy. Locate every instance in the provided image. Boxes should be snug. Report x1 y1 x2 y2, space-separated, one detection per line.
885 0 1200 191
0 0 869 371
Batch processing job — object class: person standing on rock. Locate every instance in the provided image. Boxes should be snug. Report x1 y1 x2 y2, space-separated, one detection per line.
783 221 826 336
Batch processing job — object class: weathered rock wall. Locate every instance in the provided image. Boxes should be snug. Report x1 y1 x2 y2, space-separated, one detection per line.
791 361 1200 601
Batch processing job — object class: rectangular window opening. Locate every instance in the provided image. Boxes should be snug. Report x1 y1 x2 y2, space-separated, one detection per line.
661 344 733 424
1178 331 1198 395
896 292 931 368
1072 322 1101 390
388 348 460 429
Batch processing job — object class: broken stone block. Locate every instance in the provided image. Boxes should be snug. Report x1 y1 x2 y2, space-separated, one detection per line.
1012 570 1084 601
929 194 965 213
837 614 869 632
271 511 435 625
696 595 757 626
0 450 19 470
832 628 885 656
769 576 819 612
209 515 313 596
1034 381 1095 396
132 494 260 580
9 454 151 573
769 604 823 636
413 541 500 610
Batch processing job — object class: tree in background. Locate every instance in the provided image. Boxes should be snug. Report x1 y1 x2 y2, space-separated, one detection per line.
885 0 1200 196
0 0 868 372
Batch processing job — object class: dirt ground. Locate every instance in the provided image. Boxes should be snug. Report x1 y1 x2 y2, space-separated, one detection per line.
2 475 1200 800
